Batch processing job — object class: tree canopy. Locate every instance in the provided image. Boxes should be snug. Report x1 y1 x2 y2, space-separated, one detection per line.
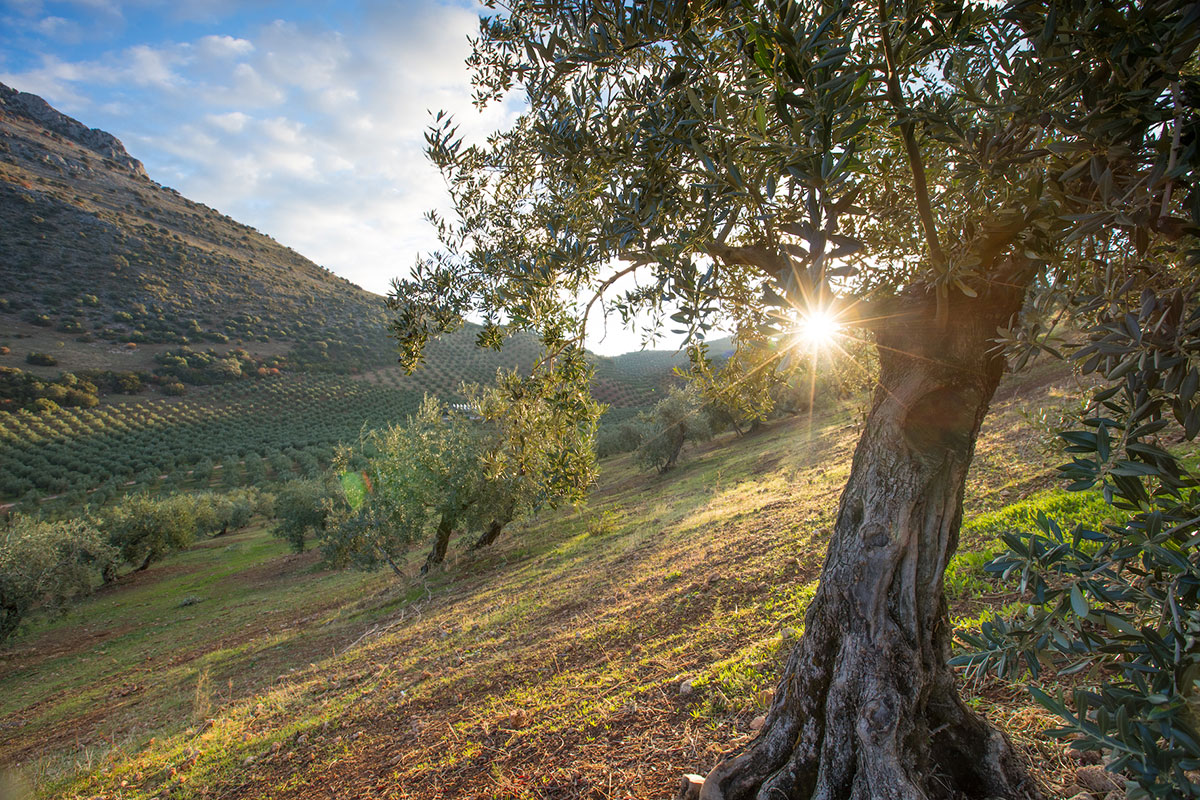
393 0 1197 371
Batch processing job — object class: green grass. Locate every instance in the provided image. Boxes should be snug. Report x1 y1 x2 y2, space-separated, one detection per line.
946 487 1121 602
0 523 384 791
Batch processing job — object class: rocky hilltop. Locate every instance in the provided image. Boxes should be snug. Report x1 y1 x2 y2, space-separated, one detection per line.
0 82 146 177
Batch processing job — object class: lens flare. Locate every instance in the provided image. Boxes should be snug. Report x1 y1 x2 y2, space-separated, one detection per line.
795 309 841 350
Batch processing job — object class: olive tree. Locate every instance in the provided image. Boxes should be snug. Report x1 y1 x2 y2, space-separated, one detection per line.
274 478 342 553
1 515 115 644
102 493 199 573
389 1 1198 797
634 384 713 473
318 398 468 573
325 384 597 573
467 370 600 549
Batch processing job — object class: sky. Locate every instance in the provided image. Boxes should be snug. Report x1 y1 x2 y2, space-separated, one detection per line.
0 0 665 355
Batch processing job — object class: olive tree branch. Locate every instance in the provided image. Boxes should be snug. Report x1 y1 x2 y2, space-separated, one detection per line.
877 0 946 277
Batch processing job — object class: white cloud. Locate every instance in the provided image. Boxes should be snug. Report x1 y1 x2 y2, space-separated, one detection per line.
124 43 183 88
34 15 82 39
196 34 254 58
204 110 248 132
5 0 45 16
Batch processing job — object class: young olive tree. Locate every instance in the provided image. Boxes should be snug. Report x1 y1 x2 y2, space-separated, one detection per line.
405 396 492 573
688 340 779 436
389 1 1198 797
274 478 343 553
318 399 462 573
467 370 600 549
325 384 598 573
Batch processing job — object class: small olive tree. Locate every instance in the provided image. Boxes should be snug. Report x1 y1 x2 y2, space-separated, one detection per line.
634 384 713 473
274 479 342 553
322 381 599 573
101 493 199 573
318 399 465 573
467 371 600 548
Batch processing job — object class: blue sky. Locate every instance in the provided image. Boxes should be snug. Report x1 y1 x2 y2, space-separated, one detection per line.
0 0 678 356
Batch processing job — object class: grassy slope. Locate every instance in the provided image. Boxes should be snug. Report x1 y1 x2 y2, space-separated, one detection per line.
0 90 391 360
0 363 1107 799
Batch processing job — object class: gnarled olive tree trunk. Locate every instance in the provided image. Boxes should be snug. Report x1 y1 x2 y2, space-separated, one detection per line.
701 283 1042 800
472 502 516 550
421 512 456 575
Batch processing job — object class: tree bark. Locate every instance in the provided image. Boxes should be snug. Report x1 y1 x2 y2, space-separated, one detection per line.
701 284 1042 800
473 498 518 550
421 512 455 575
661 426 687 473
473 518 507 549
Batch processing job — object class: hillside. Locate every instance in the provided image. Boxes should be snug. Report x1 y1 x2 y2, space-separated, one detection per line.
0 81 681 390
0 82 392 371
0 84 680 505
0 365 1101 799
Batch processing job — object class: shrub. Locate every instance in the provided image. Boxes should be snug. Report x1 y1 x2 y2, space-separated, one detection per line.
25 353 57 367
596 418 644 458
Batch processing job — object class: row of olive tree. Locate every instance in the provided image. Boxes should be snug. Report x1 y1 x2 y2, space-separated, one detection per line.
101 488 272 575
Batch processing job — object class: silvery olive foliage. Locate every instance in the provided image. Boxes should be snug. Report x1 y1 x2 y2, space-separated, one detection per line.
319 382 600 573
958 289 1200 799
274 478 343 554
633 384 713 473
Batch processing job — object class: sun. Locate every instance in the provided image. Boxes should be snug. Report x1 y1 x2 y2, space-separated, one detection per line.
794 308 842 350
